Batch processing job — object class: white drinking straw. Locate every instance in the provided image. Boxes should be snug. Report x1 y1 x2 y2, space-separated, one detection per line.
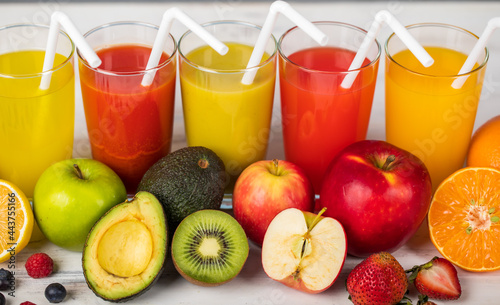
241 0 328 85
341 10 434 89
141 7 229 87
40 11 101 90
452 17 500 89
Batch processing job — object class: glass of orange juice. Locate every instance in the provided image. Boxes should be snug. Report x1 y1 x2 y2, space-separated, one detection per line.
0 24 75 198
385 23 489 189
78 22 177 194
178 21 277 192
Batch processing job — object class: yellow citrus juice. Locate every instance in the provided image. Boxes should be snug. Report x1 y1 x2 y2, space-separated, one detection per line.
0 50 74 198
386 47 485 189
180 43 276 190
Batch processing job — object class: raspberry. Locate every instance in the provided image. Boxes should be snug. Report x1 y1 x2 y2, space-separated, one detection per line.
25 253 53 278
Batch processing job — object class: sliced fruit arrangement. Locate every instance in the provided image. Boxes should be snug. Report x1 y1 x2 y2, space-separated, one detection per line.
171 209 249 286
262 208 347 294
346 252 408 305
83 191 168 302
138 146 226 238
428 166 500 272
0 179 34 263
406 256 461 301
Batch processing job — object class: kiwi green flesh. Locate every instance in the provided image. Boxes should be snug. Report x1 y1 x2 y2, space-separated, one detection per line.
171 210 249 286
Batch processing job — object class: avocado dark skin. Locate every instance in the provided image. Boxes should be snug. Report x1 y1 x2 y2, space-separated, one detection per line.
138 146 226 237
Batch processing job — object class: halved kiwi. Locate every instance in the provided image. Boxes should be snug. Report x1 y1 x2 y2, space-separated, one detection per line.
171 209 249 286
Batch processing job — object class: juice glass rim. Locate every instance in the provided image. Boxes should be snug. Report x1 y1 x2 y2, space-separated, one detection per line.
385 22 489 78
178 20 278 74
77 21 177 76
278 21 381 74
0 23 75 79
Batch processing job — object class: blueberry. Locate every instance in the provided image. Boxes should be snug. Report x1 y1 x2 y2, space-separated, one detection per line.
0 292 5 305
0 269 13 292
0 279 9 291
0 269 12 281
45 283 66 303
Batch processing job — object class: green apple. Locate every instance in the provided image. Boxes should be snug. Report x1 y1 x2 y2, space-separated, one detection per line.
33 158 127 252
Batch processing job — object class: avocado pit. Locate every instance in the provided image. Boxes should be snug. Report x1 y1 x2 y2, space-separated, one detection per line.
97 220 153 277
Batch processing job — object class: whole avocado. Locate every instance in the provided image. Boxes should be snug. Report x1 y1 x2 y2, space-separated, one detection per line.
138 146 226 234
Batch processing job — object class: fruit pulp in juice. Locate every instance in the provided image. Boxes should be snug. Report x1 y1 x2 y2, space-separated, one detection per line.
79 44 176 193
0 50 74 198
386 47 483 189
280 46 377 193
180 42 275 191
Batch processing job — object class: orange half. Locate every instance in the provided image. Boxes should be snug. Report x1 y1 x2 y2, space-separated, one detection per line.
428 167 500 272
0 180 34 263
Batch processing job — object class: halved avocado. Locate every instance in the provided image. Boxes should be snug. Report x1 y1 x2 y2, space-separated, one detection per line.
82 191 168 302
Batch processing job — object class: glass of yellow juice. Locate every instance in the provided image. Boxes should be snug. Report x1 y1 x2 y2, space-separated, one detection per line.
0 24 75 198
385 23 488 189
178 21 277 192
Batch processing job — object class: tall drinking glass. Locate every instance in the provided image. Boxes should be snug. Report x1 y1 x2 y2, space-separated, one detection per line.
385 23 488 189
279 21 381 194
179 21 277 192
78 22 177 194
0 24 75 198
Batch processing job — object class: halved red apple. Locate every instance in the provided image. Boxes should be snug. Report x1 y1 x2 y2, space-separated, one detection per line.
261 208 347 293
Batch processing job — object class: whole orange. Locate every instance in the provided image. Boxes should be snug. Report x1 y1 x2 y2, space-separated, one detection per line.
467 115 500 169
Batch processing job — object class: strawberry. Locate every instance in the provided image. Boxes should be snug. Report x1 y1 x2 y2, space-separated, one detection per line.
406 257 461 300
346 252 408 305
417 295 437 305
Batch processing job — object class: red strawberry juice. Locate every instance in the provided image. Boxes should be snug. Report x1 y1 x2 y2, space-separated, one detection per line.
279 46 379 193
79 44 176 193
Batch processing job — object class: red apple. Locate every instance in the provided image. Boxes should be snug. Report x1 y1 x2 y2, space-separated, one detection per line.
319 140 432 257
232 159 314 246
262 208 347 293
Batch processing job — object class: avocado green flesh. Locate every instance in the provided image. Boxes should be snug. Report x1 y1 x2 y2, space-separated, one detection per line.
82 191 168 302
171 210 249 285
138 146 226 236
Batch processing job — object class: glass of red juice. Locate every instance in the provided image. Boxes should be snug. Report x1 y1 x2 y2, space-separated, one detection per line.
78 22 177 194
278 21 381 194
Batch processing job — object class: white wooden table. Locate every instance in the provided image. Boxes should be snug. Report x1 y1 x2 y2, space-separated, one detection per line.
2 1 500 304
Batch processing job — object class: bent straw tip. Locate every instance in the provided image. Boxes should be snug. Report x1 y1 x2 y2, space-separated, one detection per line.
271 0 289 10
489 17 500 27
166 6 182 15
375 10 392 22
51 11 64 19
